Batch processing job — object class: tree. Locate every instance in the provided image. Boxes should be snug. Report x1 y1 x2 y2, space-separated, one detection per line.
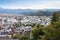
32 24 44 40
51 12 59 24
43 22 60 40
31 12 60 40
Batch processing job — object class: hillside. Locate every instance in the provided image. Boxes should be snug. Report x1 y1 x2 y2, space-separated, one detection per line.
24 11 60 16
0 8 60 16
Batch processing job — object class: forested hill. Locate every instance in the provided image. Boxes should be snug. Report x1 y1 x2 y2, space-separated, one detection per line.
24 10 60 16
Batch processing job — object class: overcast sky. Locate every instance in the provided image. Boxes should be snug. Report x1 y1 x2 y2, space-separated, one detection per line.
0 0 60 9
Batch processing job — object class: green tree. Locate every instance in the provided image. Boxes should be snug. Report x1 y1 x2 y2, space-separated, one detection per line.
51 12 59 24
32 24 44 40
31 22 60 40
43 22 60 40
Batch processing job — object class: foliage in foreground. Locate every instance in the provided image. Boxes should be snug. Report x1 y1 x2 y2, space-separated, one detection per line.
32 12 60 40
32 22 60 40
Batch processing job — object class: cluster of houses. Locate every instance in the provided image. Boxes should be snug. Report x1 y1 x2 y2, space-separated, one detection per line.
21 16 51 26
0 15 51 39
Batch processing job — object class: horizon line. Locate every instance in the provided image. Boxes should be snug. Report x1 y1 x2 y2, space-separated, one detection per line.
0 8 60 9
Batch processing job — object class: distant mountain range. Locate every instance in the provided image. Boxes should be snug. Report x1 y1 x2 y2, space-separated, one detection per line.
0 8 60 16
0 8 38 14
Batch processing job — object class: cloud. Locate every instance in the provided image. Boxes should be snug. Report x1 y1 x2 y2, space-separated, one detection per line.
0 0 60 9
38 1 60 9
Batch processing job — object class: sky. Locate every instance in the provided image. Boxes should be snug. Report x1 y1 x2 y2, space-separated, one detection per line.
0 0 60 9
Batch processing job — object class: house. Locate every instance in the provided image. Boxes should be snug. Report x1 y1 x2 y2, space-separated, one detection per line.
14 26 32 35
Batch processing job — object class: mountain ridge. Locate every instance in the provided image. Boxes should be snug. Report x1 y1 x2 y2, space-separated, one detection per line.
0 8 60 16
